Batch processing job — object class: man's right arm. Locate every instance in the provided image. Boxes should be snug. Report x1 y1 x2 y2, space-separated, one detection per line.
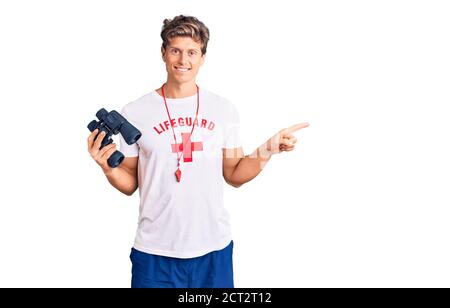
103 157 138 196
87 129 138 196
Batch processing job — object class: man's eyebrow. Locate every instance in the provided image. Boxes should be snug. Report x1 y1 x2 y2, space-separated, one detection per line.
168 46 200 52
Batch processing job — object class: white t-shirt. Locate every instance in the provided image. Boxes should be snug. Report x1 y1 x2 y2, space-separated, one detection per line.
118 88 242 258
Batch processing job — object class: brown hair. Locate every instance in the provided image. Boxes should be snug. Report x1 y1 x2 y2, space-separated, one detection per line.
161 15 210 55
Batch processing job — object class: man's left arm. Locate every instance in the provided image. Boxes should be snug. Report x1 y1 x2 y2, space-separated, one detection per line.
223 122 309 188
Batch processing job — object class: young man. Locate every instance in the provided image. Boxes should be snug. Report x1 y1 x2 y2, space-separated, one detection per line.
87 15 309 288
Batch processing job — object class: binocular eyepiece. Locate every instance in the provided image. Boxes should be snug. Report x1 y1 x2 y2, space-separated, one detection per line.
88 108 142 168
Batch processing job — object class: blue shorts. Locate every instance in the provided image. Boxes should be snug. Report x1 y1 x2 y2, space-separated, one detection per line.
130 241 234 288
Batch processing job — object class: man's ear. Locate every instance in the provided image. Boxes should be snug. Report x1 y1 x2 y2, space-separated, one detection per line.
200 53 206 66
161 46 166 62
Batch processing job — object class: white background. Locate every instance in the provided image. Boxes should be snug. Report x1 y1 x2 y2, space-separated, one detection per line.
0 0 449 287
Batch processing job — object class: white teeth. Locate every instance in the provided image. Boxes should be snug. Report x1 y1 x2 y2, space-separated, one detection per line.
175 67 190 72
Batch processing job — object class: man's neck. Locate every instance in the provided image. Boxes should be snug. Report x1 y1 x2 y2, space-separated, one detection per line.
159 80 197 98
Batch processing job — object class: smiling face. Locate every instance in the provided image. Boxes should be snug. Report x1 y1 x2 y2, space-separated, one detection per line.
162 36 206 85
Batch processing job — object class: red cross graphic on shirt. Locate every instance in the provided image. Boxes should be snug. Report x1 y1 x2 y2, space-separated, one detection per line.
171 132 203 162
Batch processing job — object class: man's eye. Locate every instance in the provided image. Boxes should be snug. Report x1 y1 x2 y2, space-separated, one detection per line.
189 51 196 56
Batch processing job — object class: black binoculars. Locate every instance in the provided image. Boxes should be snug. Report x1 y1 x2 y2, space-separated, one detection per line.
87 108 142 168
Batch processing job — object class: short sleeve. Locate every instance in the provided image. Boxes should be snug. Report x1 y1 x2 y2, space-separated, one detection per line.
118 106 139 157
222 101 242 149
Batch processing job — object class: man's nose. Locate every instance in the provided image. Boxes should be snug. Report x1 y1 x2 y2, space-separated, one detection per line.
178 51 188 64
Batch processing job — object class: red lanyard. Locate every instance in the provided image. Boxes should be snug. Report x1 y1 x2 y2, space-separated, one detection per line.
161 83 200 182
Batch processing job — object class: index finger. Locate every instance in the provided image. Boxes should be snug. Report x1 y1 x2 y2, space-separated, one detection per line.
284 122 310 134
